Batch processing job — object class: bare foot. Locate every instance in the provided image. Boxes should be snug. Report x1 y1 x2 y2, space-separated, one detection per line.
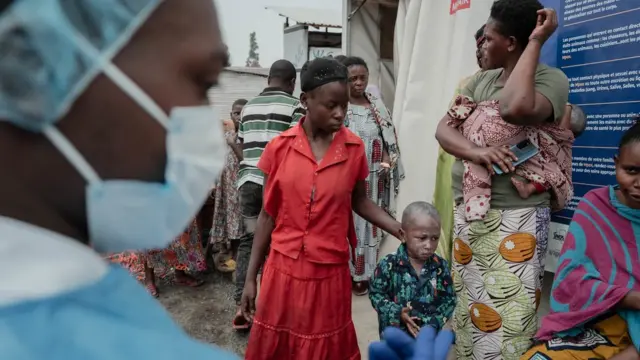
511 177 536 199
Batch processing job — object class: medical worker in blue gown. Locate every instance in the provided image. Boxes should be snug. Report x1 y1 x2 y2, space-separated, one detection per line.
0 0 237 358
369 327 455 360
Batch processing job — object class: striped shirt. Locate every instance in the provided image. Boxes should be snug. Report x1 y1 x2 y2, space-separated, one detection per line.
237 87 305 188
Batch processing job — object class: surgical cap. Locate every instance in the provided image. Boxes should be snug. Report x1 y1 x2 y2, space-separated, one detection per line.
0 0 162 132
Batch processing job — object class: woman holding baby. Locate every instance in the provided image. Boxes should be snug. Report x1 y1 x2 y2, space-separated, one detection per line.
435 1 574 358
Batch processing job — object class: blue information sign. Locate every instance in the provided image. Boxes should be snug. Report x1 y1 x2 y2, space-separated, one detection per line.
540 0 640 225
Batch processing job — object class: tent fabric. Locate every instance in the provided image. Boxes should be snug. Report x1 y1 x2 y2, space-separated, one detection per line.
392 0 491 217
346 1 394 108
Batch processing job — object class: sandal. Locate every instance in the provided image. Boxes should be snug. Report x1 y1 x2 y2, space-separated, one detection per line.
232 307 251 331
352 281 369 296
145 282 159 298
215 258 237 273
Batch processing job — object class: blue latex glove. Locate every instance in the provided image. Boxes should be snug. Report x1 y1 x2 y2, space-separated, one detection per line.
369 327 455 360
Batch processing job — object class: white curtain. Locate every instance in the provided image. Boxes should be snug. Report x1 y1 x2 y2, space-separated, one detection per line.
346 1 396 111
392 0 493 215
348 2 383 99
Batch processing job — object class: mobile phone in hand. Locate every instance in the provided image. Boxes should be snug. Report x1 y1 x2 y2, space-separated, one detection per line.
492 139 539 175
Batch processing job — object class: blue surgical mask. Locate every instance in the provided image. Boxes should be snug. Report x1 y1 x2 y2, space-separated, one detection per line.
44 62 225 253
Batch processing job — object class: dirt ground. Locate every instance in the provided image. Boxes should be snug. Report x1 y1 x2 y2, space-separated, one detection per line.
158 271 248 357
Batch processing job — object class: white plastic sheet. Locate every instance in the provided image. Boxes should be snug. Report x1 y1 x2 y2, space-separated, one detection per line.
392 0 493 214
347 2 383 98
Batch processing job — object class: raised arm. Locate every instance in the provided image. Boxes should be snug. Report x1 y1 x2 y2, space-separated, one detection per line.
499 9 568 125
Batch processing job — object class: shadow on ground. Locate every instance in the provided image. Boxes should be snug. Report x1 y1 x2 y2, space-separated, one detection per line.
158 272 248 357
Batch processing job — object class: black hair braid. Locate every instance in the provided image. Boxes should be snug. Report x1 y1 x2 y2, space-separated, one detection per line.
300 58 348 93
490 0 543 49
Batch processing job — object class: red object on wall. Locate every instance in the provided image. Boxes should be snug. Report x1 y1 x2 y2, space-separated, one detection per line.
450 0 471 15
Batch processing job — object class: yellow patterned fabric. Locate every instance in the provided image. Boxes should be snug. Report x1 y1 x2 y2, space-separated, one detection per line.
452 206 550 360
521 315 631 360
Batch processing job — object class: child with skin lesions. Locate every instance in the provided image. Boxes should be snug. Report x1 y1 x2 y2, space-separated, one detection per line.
369 202 455 350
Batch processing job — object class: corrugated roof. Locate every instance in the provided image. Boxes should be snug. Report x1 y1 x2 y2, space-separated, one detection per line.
266 6 342 28
224 67 269 77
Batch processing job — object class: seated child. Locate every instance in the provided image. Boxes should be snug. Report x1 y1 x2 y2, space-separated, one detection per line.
369 201 456 339
512 103 587 199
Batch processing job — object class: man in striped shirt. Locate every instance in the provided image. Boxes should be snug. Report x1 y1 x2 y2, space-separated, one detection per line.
233 59 304 329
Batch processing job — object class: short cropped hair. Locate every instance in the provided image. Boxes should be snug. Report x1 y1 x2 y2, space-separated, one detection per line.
268 59 297 83
232 99 248 108
401 201 441 228
490 0 543 49
300 58 348 93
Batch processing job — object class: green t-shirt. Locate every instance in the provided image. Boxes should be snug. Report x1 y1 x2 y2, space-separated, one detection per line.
451 63 570 209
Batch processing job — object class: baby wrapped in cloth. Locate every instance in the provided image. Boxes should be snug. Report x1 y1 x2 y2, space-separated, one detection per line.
447 95 574 221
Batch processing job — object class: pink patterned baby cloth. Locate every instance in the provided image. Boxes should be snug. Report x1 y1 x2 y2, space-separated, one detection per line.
446 95 574 221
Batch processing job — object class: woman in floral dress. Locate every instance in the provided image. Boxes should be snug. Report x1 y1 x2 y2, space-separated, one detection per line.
341 56 404 296
210 99 247 272
106 219 207 297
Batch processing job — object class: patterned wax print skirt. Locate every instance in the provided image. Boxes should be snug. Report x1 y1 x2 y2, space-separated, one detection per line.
452 205 550 360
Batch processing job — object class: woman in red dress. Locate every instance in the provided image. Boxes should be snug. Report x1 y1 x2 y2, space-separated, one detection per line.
240 58 403 359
